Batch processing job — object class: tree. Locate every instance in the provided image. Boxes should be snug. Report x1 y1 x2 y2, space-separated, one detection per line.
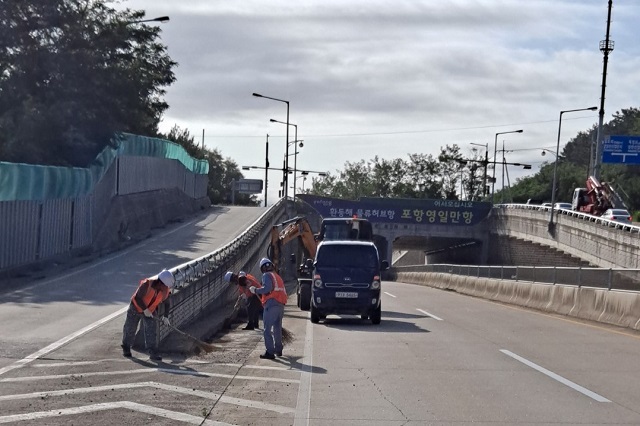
0 0 176 167
159 125 259 206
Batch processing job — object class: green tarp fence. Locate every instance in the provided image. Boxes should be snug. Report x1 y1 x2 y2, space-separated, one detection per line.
0 133 209 201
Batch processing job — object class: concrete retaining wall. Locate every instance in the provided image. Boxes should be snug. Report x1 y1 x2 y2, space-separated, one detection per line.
393 271 640 331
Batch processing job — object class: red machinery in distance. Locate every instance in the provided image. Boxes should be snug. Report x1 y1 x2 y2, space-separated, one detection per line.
571 175 625 216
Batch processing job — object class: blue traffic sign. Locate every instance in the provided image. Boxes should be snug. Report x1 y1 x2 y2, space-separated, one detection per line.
602 135 640 164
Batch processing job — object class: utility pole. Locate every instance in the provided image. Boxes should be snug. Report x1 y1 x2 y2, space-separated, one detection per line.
593 0 614 179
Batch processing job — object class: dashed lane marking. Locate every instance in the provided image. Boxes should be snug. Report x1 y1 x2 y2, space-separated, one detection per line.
416 308 443 321
0 401 232 425
384 292 396 298
0 367 300 384
500 349 610 402
0 381 295 414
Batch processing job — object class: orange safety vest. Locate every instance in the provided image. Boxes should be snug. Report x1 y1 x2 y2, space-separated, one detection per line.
238 273 262 298
261 271 287 305
131 278 170 314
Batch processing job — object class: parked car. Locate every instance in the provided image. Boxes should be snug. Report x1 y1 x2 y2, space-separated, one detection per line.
601 208 632 225
554 202 572 210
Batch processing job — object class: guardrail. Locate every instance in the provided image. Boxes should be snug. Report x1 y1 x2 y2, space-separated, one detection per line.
157 199 291 343
498 203 640 233
393 264 640 291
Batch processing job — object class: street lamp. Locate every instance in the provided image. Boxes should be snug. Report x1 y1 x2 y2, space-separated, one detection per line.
549 106 598 231
130 16 170 24
253 93 290 197
470 142 489 200
271 118 302 195
492 130 523 203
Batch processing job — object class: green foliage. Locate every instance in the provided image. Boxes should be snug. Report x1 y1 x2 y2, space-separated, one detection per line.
309 108 640 210
159 126 258 206
0 0 176 167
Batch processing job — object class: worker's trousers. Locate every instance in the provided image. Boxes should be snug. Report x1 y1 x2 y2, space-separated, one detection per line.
247 295 262 328
262 302 285 354
122 303 158 354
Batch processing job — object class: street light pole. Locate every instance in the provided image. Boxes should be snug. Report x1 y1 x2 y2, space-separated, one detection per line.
470 142 488 200
271 119 300 196
549 106 598 231
253 93 290 198
264 134 269 207
492 130 523 203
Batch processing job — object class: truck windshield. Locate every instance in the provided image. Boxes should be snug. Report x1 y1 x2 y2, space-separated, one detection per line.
317 246 378 268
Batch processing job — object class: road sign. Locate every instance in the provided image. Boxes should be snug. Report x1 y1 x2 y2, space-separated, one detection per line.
235 179 263 194
602 135 640 164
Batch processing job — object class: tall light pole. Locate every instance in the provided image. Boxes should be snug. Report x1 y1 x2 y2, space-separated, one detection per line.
271 119 300 195
264 134 269 207
549 107 598 231
592 0 614 179
253 93 290 198
492 130 523 203
471 142 489 200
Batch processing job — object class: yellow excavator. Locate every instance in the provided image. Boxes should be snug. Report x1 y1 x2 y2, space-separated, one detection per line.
267 216 373 310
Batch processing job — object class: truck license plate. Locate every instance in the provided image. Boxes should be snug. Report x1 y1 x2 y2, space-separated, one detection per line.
335 291 358 298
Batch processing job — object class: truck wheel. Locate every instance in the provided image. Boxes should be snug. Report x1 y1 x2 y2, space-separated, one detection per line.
310 304 320 324
370 305 381 325
299 284 311 311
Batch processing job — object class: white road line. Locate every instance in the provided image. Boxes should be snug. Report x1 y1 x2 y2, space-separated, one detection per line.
0 381 295 414
294 313 314 426
0 401 231 425
416 308 443 321
31 360 292 371
0 367 300 384
384 292 396 298
0 306 128 377
500 350 610 403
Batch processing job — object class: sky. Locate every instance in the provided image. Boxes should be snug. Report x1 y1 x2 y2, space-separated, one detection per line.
121 0 640 203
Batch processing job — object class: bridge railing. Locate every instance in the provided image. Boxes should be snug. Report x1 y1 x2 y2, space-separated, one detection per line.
393 264 640 291
157 199 294 343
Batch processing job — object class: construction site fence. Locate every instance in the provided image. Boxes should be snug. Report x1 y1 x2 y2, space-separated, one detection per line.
394 264 640 292
0 134 208 272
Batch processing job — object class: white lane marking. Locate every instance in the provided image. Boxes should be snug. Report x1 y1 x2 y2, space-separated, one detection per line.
0 306 128 377
31 360 292 371
0 367 300 384
0 381 295 414
0 401 230 425
384 292 396 298
500 350 610 403
416 308 443 321
294 313 314 426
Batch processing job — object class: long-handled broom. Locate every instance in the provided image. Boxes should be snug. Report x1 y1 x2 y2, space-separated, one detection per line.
155 317 219 353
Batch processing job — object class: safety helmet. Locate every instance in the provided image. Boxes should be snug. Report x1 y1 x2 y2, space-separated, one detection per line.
259 257 273 270
238 271 247 278
224 271 235 282
158 269 175 288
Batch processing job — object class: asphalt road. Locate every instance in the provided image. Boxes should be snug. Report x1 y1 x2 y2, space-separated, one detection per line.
2 207 640 425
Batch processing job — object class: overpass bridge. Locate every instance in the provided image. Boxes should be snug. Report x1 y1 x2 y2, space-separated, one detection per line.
296 194 640 271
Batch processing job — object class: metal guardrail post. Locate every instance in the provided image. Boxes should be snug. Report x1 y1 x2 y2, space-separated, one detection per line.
515 266 518 281
553 266 556 285
578 267 582 288
608 268 612 290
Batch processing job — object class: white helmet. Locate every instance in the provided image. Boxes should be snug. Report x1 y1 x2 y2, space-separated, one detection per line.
158 269 175 288
238 271 247 278
260 257 273 270
224 271 234 282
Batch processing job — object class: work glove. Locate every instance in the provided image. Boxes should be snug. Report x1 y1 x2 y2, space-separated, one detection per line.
143 308 152 318
249 286 256 294
161 316 171 326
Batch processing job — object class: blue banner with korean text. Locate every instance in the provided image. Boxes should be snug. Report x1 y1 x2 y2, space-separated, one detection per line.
297 194 492 226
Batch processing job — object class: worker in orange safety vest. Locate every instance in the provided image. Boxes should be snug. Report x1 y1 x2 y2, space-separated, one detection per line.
224 270 263 330
249 258 288 359
121 269 174 361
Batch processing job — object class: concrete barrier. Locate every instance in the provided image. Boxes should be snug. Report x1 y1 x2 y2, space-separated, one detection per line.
392 272 640 331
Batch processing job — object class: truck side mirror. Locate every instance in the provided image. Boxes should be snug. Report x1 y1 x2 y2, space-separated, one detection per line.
380 260 389 271
290 253 296 264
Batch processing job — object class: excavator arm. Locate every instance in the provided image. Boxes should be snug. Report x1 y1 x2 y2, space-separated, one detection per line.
267 217 318 274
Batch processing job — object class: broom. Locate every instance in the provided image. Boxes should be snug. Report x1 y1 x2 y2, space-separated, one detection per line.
155 317 220 353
